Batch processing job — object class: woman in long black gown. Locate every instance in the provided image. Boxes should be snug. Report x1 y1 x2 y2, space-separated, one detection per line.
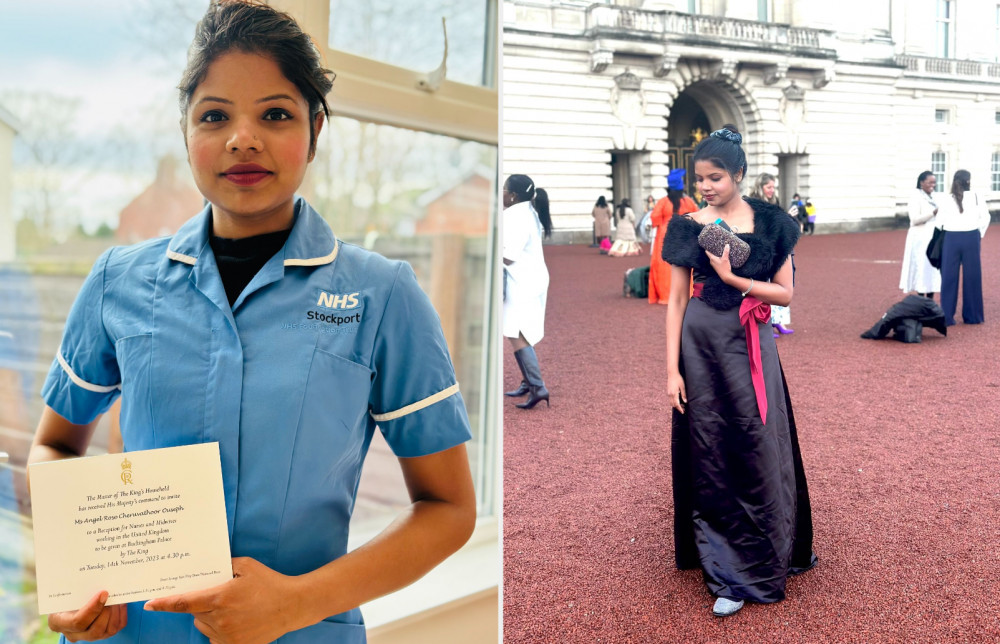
662 126 817 617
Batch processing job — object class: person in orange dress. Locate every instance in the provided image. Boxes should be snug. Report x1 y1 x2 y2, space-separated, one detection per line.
649 168 699 304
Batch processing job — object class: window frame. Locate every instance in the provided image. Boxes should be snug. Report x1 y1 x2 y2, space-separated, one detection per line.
935 0 955 59
758 0 771 22
931 151 947 192
273 0 497 146
995 3 1000 63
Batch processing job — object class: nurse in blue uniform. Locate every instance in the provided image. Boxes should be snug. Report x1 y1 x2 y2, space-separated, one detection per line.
28 3 476 643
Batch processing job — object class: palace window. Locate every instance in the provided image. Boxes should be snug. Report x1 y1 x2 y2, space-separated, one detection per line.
758 0 772 22
996 4 1000 62
935 108 950 124
936 0 955 58
991 152 1000 191
931 152 947 192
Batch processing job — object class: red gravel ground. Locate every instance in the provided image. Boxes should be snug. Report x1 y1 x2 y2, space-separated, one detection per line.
502 228 1000 643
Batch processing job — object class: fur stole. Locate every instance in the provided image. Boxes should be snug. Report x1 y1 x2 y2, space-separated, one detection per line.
661 198 800 311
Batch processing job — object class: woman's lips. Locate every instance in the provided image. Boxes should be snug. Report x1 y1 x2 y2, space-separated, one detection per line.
223 172 271 186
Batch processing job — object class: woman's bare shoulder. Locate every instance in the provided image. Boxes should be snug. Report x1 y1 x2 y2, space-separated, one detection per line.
689 209 712 225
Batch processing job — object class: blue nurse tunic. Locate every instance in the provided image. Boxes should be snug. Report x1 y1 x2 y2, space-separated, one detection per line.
41 198 473 643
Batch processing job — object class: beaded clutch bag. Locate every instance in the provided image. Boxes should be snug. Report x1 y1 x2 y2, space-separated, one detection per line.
697 223 751 268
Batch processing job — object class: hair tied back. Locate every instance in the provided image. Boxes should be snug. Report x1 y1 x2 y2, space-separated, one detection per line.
710 128 743 146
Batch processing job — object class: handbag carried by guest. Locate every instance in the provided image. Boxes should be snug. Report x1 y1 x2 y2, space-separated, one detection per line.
926 227 945 269
698 221 751 268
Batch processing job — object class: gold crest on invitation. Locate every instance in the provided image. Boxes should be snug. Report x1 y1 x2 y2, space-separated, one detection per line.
121 456 133 485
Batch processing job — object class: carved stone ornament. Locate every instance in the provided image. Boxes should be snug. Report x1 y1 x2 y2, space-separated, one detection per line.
709 59 738 81
610 68 646 126
812 67 834 89
782 80 805 102
655 52 680 78
591 49 613 74
780 81 806 128
763 62 789 86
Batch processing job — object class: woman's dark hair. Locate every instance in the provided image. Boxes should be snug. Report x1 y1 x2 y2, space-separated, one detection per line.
596 196 607 208
616 198 631 224
506 174 552 238
178 0 335 154
692 124 747 181
668 189 683 213
950 169 971 213
534 189 552 238
916 170 934 189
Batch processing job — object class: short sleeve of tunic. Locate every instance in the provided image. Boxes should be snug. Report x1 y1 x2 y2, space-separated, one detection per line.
369 262 473 458
41 249 121 424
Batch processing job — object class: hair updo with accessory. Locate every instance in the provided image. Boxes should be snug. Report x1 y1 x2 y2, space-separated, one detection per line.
506 174 552 238
692 124 747 182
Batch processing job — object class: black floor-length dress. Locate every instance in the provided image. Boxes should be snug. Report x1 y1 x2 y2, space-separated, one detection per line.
663 200 817 603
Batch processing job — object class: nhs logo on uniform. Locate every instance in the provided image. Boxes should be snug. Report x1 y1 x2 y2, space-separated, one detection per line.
317 291 360 310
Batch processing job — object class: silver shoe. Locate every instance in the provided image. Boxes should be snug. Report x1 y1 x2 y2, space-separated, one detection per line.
712 597 744 617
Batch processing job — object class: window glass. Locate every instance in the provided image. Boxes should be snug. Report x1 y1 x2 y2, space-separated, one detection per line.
935 0 953 58
996 5 1000 62
757 0 770 22
329 0 492 88
931 151 946 192
991 152 1000 192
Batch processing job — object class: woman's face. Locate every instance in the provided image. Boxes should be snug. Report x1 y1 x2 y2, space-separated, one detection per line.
762 180 775 200
920 175 937 194
186 51 321 237
502 183 516 209
694 160 740 207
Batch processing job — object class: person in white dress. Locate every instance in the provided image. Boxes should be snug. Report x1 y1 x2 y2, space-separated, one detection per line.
899 171 941 298
503 174 552 409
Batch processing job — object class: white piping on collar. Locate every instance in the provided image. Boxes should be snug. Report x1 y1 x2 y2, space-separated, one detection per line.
166 249 197 265
284 240 339 267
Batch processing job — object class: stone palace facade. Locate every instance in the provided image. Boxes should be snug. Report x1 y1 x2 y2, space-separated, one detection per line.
502 0 1000 238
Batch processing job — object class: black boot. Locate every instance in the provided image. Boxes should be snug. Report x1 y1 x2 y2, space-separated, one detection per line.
505 350 530 397
514 346 549 409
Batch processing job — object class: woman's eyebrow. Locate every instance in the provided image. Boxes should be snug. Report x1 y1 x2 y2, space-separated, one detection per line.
195 95 232 106
193 94 296 106
257 94 296 103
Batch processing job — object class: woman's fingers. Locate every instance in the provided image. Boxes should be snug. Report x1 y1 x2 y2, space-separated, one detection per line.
49 591 106 635
86 604 113 638
47 590 130 641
